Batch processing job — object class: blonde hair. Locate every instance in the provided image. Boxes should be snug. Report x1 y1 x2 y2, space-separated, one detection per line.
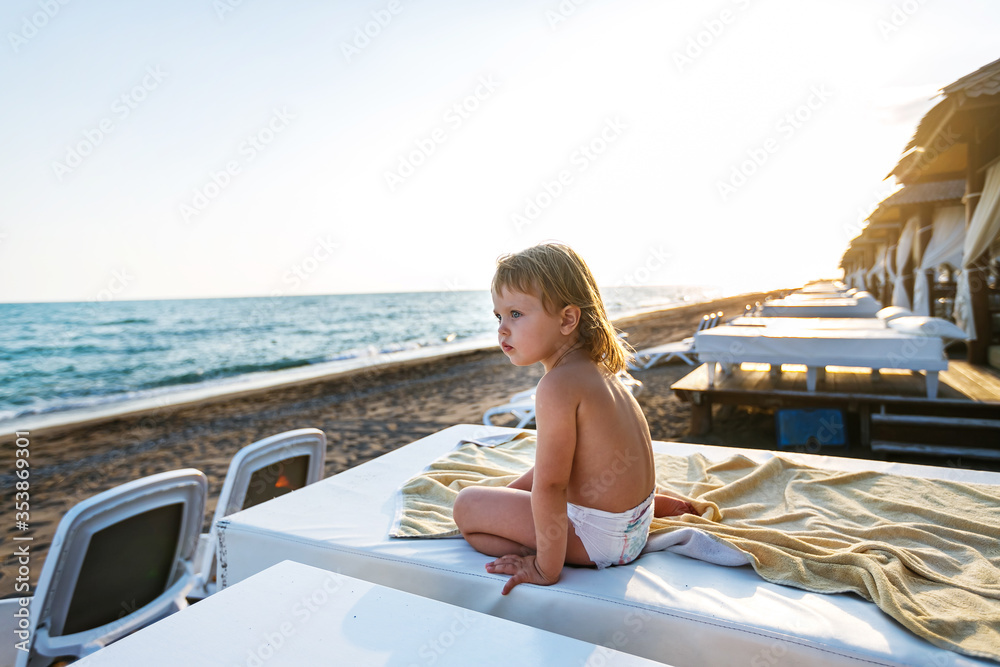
492 243 632 373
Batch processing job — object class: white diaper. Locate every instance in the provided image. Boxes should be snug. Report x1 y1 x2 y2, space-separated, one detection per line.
567 490 655 569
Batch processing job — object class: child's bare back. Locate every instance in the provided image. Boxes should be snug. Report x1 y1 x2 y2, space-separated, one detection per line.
539 351 655 515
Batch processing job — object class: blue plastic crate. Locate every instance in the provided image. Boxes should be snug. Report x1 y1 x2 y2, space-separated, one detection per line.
775 409 846 449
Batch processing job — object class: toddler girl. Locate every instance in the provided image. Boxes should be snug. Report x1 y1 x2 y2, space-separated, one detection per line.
453 243 692 595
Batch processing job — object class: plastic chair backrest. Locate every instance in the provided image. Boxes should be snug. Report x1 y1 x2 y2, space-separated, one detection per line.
18 469 207 666
195 428 326 592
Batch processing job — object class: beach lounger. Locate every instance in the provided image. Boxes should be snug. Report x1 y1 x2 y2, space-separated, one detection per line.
729 306 918 330
628 312 722 370
15 470 207 667
213 425 999 666
728 316 889 329
694 324 951 397
72 560 662 666
189 428 326 599
757 291 882 318
482 372 642 428
481 387 537 428
795 281 848 294
800 282 852 293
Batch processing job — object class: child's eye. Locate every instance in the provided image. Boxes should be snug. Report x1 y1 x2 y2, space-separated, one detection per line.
494 313 501 322
511 311 522 318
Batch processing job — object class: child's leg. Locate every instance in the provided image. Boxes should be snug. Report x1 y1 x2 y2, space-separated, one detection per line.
454 486 535 556
453 485 592 565
654 492 696 517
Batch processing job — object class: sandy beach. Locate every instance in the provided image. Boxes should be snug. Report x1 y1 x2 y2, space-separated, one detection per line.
1 290 784 594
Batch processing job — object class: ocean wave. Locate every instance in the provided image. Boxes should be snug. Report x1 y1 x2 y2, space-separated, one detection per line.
137 357 321 390
97 318 155 326
2 343 106 357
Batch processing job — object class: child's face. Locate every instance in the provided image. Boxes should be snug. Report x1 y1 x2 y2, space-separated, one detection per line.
492 287 571 369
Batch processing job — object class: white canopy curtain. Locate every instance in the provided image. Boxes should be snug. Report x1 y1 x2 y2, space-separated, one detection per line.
883 242 899 302
891 217 918 309
867 246 887 296
851 267 867 290
955 162 1000 338
912 205 966 316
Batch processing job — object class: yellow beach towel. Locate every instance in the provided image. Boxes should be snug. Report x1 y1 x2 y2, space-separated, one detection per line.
392 436 1000 661
391 432 535 538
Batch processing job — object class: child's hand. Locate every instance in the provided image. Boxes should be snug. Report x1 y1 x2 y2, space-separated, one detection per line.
485 554 559 595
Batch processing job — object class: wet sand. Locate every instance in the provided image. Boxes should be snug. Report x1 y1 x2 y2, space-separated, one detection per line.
1 289 784 594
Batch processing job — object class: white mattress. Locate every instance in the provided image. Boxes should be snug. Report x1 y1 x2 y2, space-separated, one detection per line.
217 425 997 667
695 325 948 372
795 282 847 294
729 316 888 330
759 298 882 318
782 292 852 301
75 560 660 666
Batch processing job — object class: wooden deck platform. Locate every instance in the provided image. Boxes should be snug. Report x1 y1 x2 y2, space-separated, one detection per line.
671 361 1000 458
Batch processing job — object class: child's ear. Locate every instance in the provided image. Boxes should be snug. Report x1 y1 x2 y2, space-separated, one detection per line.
559 305 581 335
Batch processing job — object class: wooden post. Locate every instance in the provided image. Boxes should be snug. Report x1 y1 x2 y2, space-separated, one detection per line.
900 209 916 308
966 132 992 365
688 392 713 436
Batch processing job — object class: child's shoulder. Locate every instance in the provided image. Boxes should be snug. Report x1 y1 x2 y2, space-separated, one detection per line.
537 355 600 394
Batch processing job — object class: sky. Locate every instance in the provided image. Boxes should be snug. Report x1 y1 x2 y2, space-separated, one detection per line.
2 0 999 303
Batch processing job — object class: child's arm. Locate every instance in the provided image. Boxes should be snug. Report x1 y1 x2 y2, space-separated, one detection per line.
531 374 577 581
487 373 577 594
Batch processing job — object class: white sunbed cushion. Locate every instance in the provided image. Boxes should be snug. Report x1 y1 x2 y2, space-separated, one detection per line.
887 316 969 340
876 306 914 322
217 425 1000 667
852 291 876 303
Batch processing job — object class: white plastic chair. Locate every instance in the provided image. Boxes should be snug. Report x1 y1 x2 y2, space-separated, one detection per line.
17 469 207 667
482 387 539 429
189 428 326 599
628 312 723 370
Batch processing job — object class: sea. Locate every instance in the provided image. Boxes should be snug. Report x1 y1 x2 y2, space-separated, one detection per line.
1 286 720 431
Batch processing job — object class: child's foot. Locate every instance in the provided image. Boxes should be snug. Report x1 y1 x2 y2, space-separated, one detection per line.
654 493 696 517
